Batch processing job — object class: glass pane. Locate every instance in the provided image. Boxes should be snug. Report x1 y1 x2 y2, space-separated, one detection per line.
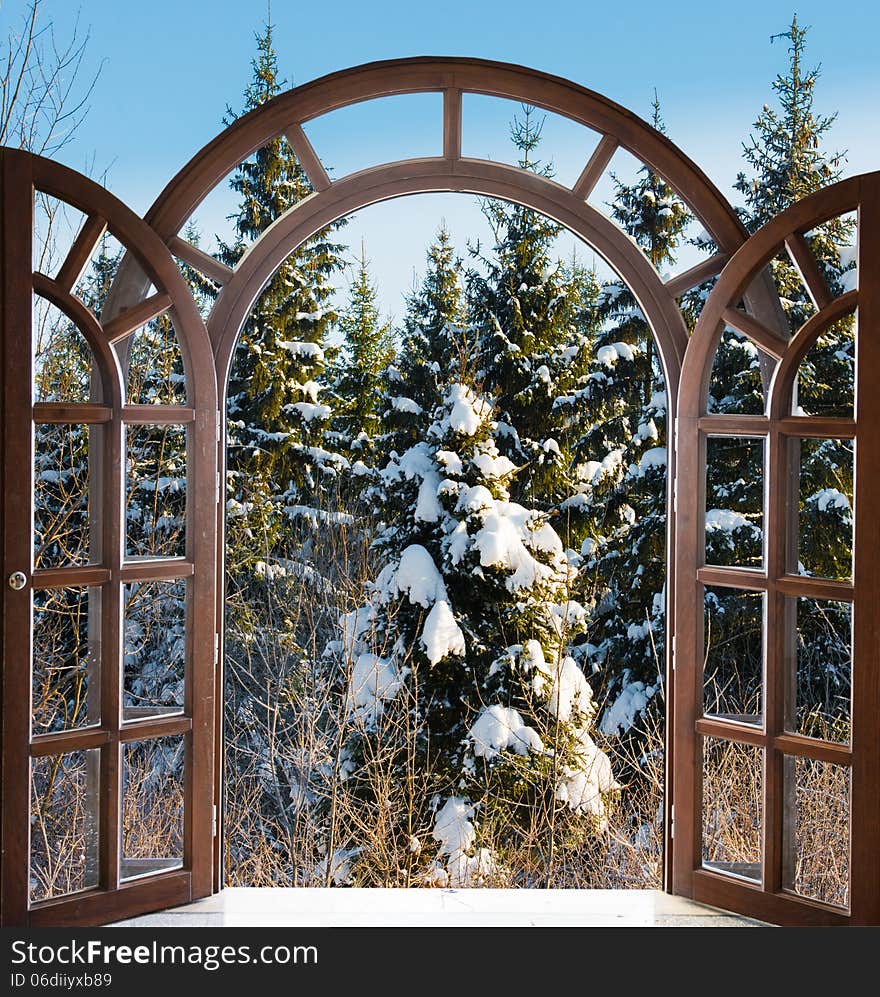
125 423 187 558
30 750 100 902
123 580 186 721
792 315 855 418
127 319 187 406
794 438 853 580
34 423 98 568
702 736 762 883
785 598 851 744
705 436 764 569
121 736 185 880
707 327 766 415
703 586 764 725
33 298 93 402
783 755 850 909
32 587 101 734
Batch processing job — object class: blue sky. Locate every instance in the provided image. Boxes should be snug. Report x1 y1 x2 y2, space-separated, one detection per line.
6 0 879 318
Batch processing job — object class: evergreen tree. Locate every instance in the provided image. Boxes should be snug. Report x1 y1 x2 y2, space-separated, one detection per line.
565 98 692 723
331 245 395 459
467 107 603 519
219 17 347 547
330 367 616 886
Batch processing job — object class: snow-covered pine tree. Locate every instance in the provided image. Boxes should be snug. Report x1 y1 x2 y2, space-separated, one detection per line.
330 244 395 463
327 331 616 885
379 224 468 458
466 107 603 519
706 17 854 732
563 98 692 732
219 17 348 552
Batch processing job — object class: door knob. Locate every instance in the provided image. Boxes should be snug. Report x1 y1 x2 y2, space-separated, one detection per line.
8 571 27 591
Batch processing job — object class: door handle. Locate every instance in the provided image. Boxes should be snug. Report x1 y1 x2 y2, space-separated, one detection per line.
7 571 27 591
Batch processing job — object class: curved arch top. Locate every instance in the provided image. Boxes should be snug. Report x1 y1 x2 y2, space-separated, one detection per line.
144 57 751 254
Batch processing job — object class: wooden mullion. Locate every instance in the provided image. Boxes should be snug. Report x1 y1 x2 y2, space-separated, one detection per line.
698 414 770 435
696 565 768 590
695 717 768 747
777 416 856 439
55 214 107 294
443 88 462 161
571 134 618 200
33 403 112 424
30 729 110 756
722 307 788 360
119 715 192 742
785 232 833 310
773 733 852 766
32 566 112 589
664 253 729 299
119 557 194 583
122 404 194 425
167 236 233 287
775 574 853 601
102 292 171 344
285 124 331 192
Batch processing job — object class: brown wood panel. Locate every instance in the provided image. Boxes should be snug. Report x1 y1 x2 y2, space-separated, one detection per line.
119 557 194 582
32 565 112 589
442 88 462 161
692 869 850 925
1 150 35 926
28 870 191 928
697 414 770 434
773 733 851 766
696 565 768 589
850 174 880 923
695 717 767 746
777 416 856 439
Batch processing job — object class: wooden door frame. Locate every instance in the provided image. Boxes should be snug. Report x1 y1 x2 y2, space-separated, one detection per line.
0 149 218 927
674 172 880 925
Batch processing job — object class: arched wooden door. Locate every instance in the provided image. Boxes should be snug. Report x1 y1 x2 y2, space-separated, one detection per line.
673 172 880 925
0 151 218 926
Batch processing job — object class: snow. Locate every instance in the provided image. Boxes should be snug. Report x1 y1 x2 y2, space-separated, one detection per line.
446 383 490 436
705 508 759 533
472 505 562 592
813 487 850 513
289 401 331 422
635 447 667 475
421 599 466 665
597 341 636 367
415 474 443 523
545 656 595 721
469 705 544 759
432 797 475 857
472 450 517 480
556 728 618 817
349 653 403 713
277 340 324 361
391 396 423 415
435 450 463 475
383 545 448 607
457 484 494 513
600 680 657 736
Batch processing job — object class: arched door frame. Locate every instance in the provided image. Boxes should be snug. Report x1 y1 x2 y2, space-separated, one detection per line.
102 57 790 895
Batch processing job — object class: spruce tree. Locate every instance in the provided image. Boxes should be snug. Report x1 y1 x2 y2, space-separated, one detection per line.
219 17 347 544
330 366 616 886
467 108 603 520
331 245 395 460
565 98 692 726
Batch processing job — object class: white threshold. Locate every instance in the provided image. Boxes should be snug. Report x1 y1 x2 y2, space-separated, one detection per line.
112 887 766 927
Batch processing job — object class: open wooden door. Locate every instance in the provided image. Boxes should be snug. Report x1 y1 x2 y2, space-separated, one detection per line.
0 150 218 927
673 172 880 925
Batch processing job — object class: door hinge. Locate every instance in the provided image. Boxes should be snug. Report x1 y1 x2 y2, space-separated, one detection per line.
671 634 676 671
216 412 221 444
670 805 675 839
214 632 220 666
212 804 218 837
216 470 221 503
